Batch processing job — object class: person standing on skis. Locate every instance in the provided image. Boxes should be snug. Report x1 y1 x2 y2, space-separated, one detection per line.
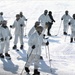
28 21 49 60
38 10 51 35
28 21 40 38
47 11 55 36
19 12 27 36
10 14 25 50
25 26 49 75
61 10 72 35
69 14 75 43
0 20 12 59
19 12 27 21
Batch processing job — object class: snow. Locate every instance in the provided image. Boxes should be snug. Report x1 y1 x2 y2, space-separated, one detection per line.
0 0 75 75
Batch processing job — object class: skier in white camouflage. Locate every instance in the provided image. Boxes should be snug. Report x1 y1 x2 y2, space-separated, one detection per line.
28 21 40 38
28 21 49 60
61 10 72 35
25 26 49 75
10 14 25 50
0 20 12 59
38 10 51 34
20 12 27 21
20 12 27 36
69 14 75 43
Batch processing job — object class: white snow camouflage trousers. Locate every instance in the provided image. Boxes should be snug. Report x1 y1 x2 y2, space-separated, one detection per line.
25 54 40 69
0 40 9 53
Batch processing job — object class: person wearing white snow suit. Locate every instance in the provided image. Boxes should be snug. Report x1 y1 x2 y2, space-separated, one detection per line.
61 10 72 35
0 12 4 23
28 21 49 60
20 12 27 21
28 21 40 38
0 20 12 58
38 10 51 29
25 26 49 75
10 14 25 49
47 11 55 36
20 12 27 36
69 14 75 43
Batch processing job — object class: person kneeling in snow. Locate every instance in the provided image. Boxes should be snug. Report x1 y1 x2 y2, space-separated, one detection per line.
0 20 12 58
25 26 49 75
69 14 75 43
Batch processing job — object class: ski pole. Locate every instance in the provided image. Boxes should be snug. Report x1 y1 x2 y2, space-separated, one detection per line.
47 45 52 72
20 48 34 75
55 20 62 36
64 25 69 42
45 45 48 58
25 21 27 36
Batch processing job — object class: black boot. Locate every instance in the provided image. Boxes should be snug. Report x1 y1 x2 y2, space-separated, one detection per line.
13 45 17 49
40 56 43 60
25 67 30 73
5 53 10 57
33 69 40 75
70 38 73 43
0 53 4 58
47 33 51 36
20 45 23 49
64 32 67 35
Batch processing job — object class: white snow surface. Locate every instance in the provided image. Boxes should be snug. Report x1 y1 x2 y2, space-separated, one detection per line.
0 0 75 75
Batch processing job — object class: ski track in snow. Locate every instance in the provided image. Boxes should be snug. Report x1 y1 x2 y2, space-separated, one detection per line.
0 0 75 75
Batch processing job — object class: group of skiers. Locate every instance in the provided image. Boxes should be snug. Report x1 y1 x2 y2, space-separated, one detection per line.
0 12 27 59
0 9 75 75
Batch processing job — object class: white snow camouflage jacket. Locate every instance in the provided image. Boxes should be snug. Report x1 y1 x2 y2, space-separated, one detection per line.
12 18 25 34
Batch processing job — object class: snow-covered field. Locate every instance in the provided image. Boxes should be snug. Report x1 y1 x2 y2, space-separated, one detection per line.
0 0 75 75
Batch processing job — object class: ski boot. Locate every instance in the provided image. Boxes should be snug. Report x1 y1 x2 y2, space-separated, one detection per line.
70 38 73 43
40 56 43 60
5 53 11 60
25 67 30 74
20 45 23 49
47 33 51 36
64 32 67 35
0 53 4 58
13 45 17 49
33 69 40 75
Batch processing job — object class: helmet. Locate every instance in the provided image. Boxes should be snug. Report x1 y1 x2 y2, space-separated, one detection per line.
35 21 40 25
73 14 75 19
16 14 20 17
0 12 3 15
44 10 48 13
49 11 52 14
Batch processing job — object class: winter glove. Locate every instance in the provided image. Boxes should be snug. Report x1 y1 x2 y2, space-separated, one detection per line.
32 45 35 49
10 36 12 40
43 34 46 38
20 24 23 27
68 22 71 25
46 41 49 45
10 25 12 28
1 38 4 41
26 19 27 21
53 20 55 22
61 18 63 20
